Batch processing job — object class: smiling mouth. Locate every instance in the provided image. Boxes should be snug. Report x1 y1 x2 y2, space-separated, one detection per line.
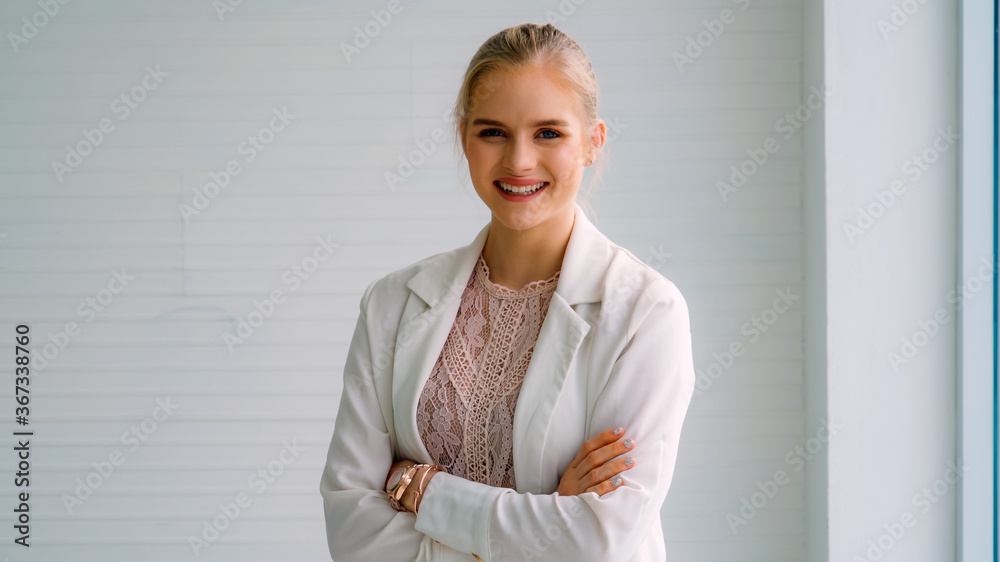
495 180 548 195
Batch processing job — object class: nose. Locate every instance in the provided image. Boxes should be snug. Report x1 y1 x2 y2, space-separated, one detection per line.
502 134 536 174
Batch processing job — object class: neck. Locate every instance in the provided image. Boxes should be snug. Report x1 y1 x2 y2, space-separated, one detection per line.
481 205 576 290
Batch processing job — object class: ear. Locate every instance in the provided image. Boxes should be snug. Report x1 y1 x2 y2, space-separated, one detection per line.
586 119 607 161
459 119 469 155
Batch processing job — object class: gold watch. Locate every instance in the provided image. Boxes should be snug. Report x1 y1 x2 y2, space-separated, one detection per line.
385 463 444 513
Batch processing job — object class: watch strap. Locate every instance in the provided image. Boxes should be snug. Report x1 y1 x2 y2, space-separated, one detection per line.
386 463 444 513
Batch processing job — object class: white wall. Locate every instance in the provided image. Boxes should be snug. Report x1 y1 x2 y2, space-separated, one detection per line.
823 1 959 561
0 1 807 560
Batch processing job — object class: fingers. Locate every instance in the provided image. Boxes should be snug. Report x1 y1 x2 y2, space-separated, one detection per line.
568 426 637 497
583 475 623 497
579 431 634 477
583 455 637 496
570 425 626 469
559 426 638 497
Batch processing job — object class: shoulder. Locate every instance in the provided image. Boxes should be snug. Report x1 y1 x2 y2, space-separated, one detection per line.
600 239 690 338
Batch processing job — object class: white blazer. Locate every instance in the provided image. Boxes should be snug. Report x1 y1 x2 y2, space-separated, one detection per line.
320 202 695 562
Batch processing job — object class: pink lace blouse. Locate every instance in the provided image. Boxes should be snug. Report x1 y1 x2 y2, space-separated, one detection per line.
415 252 561 490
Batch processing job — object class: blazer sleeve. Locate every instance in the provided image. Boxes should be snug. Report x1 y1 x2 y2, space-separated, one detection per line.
319 279 441 561
413 278 696 561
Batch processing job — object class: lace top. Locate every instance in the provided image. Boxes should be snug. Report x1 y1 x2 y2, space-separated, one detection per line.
416 252 560 489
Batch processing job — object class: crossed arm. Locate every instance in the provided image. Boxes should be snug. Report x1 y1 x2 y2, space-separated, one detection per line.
320 280 694 561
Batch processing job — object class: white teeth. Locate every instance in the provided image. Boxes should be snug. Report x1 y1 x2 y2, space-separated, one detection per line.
497 181 546 195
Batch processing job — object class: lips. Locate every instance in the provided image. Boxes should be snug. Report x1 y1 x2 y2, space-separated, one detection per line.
495 179 548 195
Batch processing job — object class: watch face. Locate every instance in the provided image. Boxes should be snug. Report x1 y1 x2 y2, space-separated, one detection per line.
388 468 402 490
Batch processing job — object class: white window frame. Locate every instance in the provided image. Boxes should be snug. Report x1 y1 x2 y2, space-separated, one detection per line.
958 1 996 561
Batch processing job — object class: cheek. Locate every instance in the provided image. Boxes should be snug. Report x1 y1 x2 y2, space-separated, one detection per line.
464 143 494 173
549 148 584 182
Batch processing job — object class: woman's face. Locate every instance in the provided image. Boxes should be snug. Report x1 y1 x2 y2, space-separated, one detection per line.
461 65 601 233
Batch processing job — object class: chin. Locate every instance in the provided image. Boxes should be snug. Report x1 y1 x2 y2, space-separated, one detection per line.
501 218 545 233
490 208 543 231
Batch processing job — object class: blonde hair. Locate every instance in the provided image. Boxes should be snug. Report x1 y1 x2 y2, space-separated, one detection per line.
452 22 606 216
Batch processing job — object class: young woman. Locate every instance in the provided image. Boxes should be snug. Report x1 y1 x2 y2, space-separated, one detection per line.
321 23 695 561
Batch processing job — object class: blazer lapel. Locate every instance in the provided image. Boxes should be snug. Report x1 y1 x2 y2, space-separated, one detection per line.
512 205 609 492
391 222 490 464
390 203 611 493
510 294 590 493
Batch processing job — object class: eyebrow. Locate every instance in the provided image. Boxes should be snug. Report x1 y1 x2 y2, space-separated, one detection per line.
471 118 570 128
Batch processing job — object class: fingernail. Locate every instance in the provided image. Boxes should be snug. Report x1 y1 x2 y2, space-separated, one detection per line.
611 476 622 487
623 438 633 449
613 426 623 435
624 456 634 466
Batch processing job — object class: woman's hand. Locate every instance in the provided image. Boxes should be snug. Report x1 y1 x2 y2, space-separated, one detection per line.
557 426 636 497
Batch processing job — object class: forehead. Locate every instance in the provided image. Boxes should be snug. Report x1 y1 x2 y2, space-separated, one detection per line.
468 66 581 125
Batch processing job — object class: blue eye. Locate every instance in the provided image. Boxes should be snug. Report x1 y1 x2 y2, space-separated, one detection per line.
479 128 503 137
539 130 560 139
